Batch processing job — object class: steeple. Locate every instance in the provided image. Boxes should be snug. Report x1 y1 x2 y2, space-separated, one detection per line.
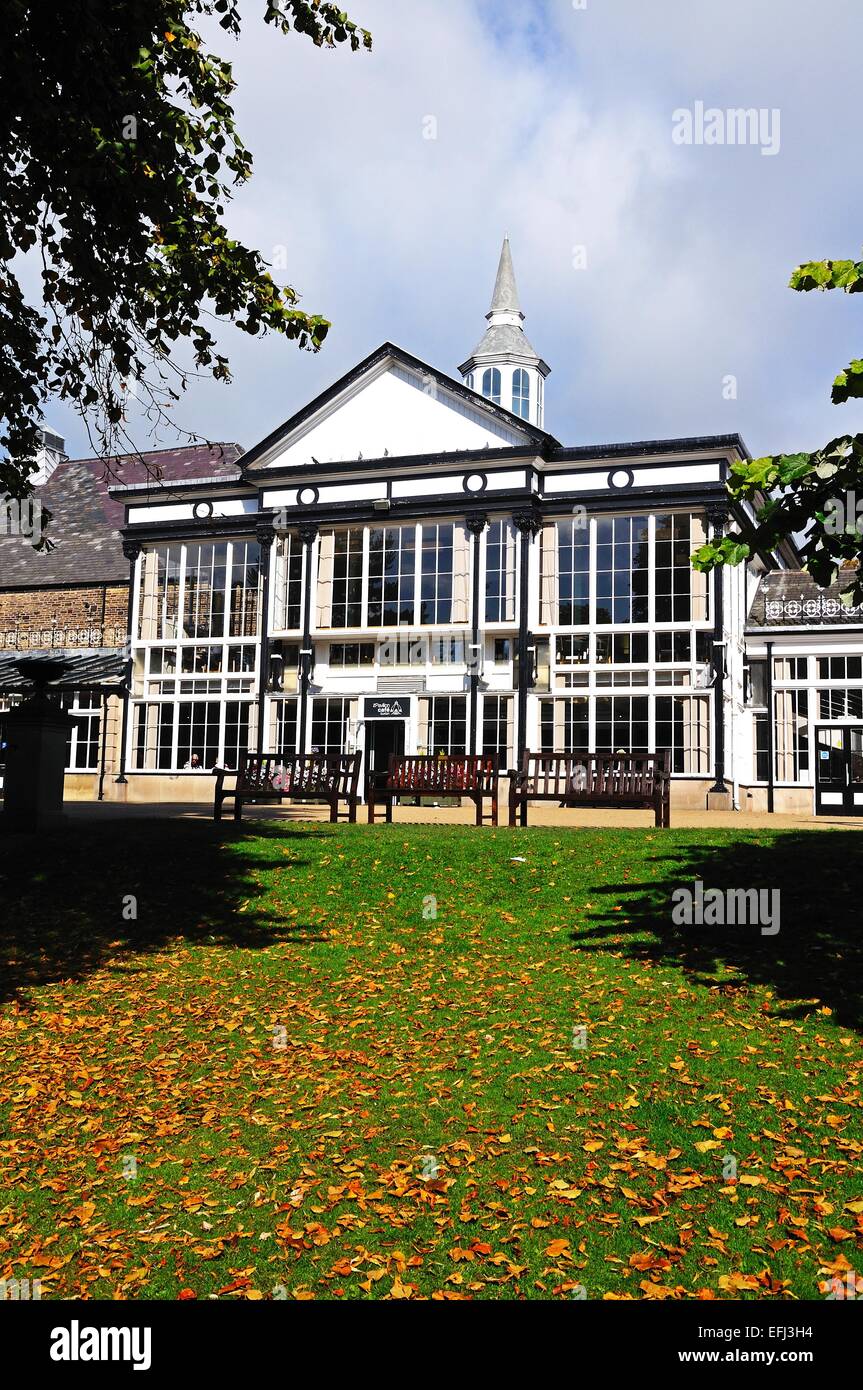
459 237 550 428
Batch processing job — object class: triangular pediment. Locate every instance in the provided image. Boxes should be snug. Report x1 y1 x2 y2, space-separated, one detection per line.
240 344 554 473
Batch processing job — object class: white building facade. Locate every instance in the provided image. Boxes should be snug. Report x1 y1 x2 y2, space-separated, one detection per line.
111 241 863 817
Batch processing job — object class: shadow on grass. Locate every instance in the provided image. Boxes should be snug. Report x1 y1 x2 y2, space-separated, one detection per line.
573 831 863 1032
0 819 325 1004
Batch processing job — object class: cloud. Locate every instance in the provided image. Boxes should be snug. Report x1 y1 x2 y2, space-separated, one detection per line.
45 0 863 463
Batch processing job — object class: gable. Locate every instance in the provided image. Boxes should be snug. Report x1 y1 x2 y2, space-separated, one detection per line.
243 351 543 473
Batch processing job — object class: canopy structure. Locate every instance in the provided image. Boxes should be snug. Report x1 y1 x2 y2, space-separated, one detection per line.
0 648 126 693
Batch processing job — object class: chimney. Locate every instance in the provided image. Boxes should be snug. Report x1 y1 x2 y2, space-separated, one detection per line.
30 427 67 486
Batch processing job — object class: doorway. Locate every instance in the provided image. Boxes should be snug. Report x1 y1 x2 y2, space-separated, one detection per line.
814 725 863 815
365 719 406 793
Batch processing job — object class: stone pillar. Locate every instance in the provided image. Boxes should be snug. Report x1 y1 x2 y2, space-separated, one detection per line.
2 696 74 832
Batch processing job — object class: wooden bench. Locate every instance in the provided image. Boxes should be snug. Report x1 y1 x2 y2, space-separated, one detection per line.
214 752 361 824
508 751 671 828
368 754 500 826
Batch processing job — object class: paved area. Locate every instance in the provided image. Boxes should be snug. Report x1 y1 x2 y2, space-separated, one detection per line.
45 800 863 831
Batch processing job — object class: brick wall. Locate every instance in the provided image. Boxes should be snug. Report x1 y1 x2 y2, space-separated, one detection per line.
0 584 129 651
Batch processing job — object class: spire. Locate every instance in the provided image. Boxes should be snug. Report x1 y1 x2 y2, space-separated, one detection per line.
488 236 524 322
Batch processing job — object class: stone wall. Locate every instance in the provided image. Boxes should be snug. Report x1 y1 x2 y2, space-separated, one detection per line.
0 583 129 651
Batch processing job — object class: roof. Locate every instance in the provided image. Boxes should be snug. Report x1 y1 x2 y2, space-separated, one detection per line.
460 237 545 371
239 342 559 473
0 443 242 589
489 236 523 318
747 570 863 628
0 648 126 691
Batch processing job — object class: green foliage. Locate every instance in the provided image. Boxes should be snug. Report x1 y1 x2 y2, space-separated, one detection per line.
0 1 371 499
699 248 863 596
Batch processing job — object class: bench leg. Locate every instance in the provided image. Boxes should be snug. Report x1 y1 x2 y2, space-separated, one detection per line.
214 796 222 823
234 796 242 824
519 800 528 828
349 799 357 824
385 797 393 825
474 794 482 828
491 795 498 828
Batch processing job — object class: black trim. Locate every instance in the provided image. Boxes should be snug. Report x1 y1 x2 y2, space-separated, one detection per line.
463 471 488 496
297 485 320 507
607 467 635 491
192 499 214 519
766 639 775 814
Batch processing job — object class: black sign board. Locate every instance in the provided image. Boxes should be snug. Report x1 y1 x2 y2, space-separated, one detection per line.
364 697 409 719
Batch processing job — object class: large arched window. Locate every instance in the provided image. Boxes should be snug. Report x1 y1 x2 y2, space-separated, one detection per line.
512 369 530 420
481 367 501 405
464 372 474 391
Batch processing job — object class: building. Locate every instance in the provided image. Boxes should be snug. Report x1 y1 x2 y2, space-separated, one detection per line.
3 240 863 816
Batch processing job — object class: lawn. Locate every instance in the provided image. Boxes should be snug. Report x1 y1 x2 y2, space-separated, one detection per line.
1 820 861 1301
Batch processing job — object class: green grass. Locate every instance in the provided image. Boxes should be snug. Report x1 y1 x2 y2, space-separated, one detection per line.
0 821 861 1301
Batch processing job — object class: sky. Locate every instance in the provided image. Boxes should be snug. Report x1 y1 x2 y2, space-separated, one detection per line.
46 0 863 463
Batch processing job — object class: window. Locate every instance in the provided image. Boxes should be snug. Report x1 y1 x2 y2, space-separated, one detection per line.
656 632 691 664
754 712 769 781
775 689 809 781
745 660 768 707
481 367 501 404
420 523 454 624
775 656 809 682
817 655 862 681
482 695 512 769
331 529 364 628
655 696 710 774
556 520 590 626
368 526 415 627
540 698 589 753
423 696 467 756
512 369 530 419
596 516 650 626
818 688 863 719
655 514 708 623
493 637 512 664
138 545 182 640
595 696 650 753
596 633 649 665
465 372 474 391
61 690 101 771
429 635 466 664
274 532 303 631
555 635 589 665
485 520 516 622
329 642 375 668
273 699 298 758
311 697 352 755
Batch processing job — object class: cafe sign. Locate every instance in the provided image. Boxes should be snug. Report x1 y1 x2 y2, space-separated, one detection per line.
364 697 409 719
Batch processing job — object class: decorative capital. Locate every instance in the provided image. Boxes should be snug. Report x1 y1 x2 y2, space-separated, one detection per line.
465 512 488 537
512 509 540 535
122 538 142 564
298 523 318 548
706 503 729 535
255 518 276 550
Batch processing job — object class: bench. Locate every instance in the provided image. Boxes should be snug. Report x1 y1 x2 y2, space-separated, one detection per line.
508 751 671 828
214 752 361 824
368 754 499 826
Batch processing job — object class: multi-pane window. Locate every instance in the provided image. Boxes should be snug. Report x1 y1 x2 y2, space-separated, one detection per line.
311 697 352 755
596 516 650 626
274 532 303 632
754 712 770 781
482 695 512 768
138 541 261 644
775 689 809 781
138 545 182 640
595 695 650 753
775 656 809 682
655 695 711 774
131 698 252 772
540 697 589 753
61 690 101 771
331 529 364 628
368 526 415 627
817 656 862 681
556 520 590 626
481 367 501 404
273 699 299 757
424 696 467 756
655 513 708 623
596 632 649 665
420 524 454 624
818 688 863 720
485 520 516 622
329 642 375 667
512 369 530 420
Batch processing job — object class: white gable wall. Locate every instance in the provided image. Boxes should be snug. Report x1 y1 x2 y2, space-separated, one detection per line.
259 363 528 470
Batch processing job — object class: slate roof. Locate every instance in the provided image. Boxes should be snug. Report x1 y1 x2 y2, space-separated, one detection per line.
748 570 863 627
0 443 242 589
0 648 126 691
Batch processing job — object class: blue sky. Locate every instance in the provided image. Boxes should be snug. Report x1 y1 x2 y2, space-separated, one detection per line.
47 0 863 463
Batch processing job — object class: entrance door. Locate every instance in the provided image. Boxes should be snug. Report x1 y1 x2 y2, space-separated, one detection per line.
814 725 863 815
365 720 405 791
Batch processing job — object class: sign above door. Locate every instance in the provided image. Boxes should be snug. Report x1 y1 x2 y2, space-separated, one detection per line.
364 697 409 719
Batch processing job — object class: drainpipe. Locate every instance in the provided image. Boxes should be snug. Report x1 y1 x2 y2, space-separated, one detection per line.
255 520 275 758
297 524 318 757
466 513 488 756
114 539 141 784
765 639 775 814
97 689 109 800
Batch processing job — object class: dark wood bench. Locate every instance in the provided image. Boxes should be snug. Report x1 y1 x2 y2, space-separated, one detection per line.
214 752 361 824
508 751 671 828
368 754 499 826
